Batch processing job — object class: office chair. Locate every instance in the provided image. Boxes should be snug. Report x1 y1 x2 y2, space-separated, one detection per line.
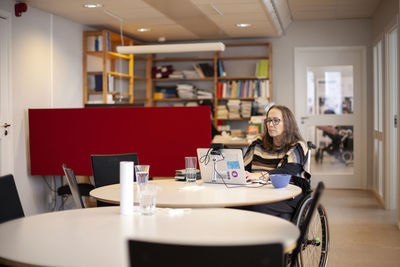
128 239 284 267
0 174 24 223
91 153 139 206
57 166 94 209
289 182 328 267
61 164 93 209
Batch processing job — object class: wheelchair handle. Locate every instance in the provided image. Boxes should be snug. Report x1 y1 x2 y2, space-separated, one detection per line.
307 141 317 150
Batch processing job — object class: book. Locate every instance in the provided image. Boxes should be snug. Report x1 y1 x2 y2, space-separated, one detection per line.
193 64 205 78
108 74 114 93
86 36 96 52
94 36 103 51
199 63 214 77
94 74 103 92
256 60 269 78
218 60 226 77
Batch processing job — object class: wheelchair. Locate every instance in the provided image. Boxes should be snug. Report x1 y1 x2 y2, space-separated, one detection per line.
287 142 330 267
289 191 330 267
315 126 354 165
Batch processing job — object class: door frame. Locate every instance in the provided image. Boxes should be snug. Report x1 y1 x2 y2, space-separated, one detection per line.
294 46 367 189
372 36 385 207
0 9 14 175
384 16 398 210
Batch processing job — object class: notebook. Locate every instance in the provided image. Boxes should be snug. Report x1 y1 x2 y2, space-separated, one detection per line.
196 148 247 185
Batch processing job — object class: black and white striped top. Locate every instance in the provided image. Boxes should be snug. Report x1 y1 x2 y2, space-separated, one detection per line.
243 137 308 179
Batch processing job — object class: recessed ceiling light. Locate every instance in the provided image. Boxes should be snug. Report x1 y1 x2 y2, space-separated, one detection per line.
137 28 151 32
236 23 251 28
83 3 103 8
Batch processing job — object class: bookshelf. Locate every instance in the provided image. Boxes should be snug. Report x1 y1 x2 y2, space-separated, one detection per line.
148 42 272 128
83 30 147 105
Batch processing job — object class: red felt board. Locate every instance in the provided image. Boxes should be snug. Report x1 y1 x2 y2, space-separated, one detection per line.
28 107 211 177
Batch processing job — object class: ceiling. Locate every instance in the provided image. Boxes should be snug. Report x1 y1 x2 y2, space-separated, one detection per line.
25 0 382 43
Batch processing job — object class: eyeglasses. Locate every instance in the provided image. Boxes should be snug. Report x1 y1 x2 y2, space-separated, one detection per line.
265 118 281 126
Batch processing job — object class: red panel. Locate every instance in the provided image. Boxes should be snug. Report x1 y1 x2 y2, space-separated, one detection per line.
28 107 211 177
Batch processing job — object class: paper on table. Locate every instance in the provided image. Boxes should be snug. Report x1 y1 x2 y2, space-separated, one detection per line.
120 161 134 215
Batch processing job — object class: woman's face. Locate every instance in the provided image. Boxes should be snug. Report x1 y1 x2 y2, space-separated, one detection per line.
266 108 284 138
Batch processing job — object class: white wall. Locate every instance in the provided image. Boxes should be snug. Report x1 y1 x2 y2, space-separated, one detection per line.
0 0 83 215
270 19 373 187
372 0 398 40
270 19 372 110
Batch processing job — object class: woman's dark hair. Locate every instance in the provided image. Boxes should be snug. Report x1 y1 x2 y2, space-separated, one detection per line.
262 105 303 151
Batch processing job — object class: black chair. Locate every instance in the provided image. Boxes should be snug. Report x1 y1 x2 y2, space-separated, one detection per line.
290 182 326 267
91 153 139 206
128 239 284 267
0 174 24 223
62 164 93 209
57 167 95 209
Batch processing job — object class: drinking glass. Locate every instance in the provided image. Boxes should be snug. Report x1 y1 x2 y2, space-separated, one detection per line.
138 183 157 215
135 165 150 187
185 157 197 183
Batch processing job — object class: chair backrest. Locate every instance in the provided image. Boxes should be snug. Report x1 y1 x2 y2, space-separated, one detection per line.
91 153 139 188
290 181 325 267
0 174 25 223
62 164 85 209
128 239 284 267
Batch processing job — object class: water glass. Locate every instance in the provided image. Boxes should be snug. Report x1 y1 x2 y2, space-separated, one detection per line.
138 183 157 215
185 157 197 183
135 165 150 187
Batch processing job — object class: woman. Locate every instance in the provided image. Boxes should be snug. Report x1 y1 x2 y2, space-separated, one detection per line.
243 105 310 220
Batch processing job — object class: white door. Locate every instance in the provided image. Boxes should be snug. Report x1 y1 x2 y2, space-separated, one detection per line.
0 12 14 175
295 46 367 189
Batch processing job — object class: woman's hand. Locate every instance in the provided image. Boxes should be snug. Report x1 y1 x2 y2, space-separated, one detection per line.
245 171 270 182
245 171 261 181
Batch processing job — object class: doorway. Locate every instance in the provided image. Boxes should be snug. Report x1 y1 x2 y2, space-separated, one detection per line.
295 46 367 189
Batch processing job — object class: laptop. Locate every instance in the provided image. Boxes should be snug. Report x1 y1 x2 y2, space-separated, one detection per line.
197 148 247 185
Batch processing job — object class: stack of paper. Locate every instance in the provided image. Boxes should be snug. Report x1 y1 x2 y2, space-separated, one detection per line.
254 98 270 114
227 100 241 119
241 101 252 118
216 105 228 119
177 84 195 98
182 70 198 78
169 71 184 79
197 89 213 99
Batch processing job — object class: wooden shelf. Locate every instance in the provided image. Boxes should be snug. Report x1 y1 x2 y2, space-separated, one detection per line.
153 77 214 81
218 97 257 100
149 42 272 128
83 39 271 123
153 98 213 102
153 57 214 62
219 56 269 60
87 90 103 95
225 42 270 47
87 71 102 75
83 30 138 105
217 76 268 80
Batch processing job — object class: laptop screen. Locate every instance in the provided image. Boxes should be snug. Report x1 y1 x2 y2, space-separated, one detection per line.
197 148 247 185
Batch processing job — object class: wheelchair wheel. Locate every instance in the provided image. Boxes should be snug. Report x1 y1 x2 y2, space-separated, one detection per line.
292 197 330 267
341 150 353 163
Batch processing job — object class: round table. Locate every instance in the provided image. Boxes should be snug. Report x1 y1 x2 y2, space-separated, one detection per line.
90 179 302 208
0 207 299 267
